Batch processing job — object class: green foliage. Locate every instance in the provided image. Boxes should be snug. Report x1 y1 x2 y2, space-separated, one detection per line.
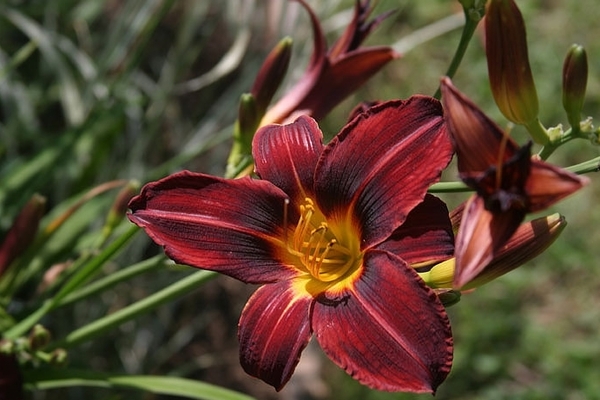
0 1 598 399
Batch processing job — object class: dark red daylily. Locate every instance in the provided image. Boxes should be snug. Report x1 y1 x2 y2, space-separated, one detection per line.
259 0 399 126
129 96 455 393
440 77 589 288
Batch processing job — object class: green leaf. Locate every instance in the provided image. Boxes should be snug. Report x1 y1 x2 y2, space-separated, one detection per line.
24 368 256 400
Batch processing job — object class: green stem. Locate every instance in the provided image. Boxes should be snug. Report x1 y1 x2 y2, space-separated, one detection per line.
50 270 217 349
3 225 140 340
524 118 550 146
566 156 600 174
57 255 166 308
52 225 140 304
434 9 480 99
428 181 470 193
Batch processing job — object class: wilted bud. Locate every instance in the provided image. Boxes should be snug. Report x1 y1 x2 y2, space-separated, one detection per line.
463 213 566 289
250 36 292 117
562 44 588 130
0 194 46 277
485 0 540 129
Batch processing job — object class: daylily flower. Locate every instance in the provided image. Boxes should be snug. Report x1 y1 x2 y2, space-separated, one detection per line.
440 77 589 288
259 0 399 126
129 96 455 393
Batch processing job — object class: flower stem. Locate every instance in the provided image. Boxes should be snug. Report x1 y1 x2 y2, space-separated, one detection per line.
566 156 600 174
3 225 140 340
434 8 481 99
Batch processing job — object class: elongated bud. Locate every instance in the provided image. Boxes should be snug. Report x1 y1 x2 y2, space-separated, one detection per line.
562 44 588 130
485 0 539 127
250 36 293 117
0 194 46 277
237 93 259 140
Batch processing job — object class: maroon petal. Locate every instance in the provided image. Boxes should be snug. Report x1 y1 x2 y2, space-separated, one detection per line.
128 171 298 284
238 282 313 391
315 97 453 248
453 195 524 288
377 194 454 267
295 48 398 122
440 77 520 173
526 159 590 212
313 250 453 393
253 116 324 204
260 0 327 125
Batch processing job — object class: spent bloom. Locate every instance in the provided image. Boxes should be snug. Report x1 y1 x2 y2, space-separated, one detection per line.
259 0 399 126
440 77 589 288
129 97 455 392
420 212 567 291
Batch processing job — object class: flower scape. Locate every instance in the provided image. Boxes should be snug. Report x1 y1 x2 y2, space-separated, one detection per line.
125 0 595 396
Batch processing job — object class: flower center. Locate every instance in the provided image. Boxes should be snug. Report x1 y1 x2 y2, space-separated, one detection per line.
287 198 358 282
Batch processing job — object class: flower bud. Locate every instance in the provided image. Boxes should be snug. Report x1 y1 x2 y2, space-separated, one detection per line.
250 36 292 117
0 194 46 277
485 0 539 128
236 93 259 140
419 258 455 289
562 44 588 130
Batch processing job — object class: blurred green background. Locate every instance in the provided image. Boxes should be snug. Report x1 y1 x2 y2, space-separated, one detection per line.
1 1 598 399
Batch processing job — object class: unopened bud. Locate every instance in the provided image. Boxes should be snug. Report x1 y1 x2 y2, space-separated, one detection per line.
419 258 455 289
250 36 292 117
485 0 539 129
0 194 46 277
236 93 259 140
562 44 588 130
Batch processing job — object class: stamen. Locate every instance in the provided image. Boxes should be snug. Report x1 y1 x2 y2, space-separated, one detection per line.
285 198 358 283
